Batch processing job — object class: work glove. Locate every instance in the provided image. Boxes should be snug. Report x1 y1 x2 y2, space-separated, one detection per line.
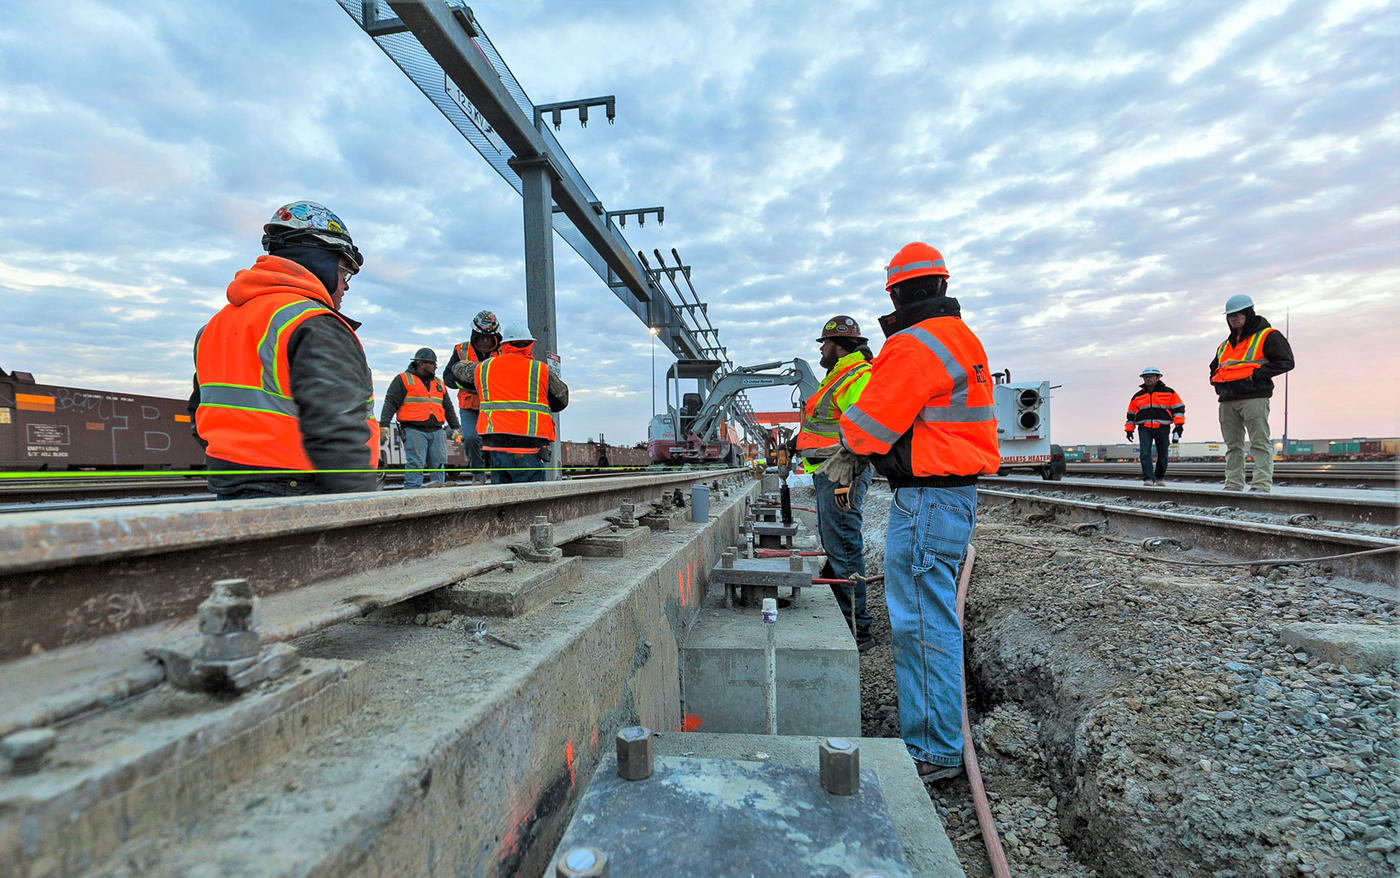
1172 425 1183 445
823 446 864 510
1125 429 1134 441
449 428 462 443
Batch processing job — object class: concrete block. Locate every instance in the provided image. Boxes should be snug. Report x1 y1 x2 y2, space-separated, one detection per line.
440 556 583 617
649 733 965 878
0 657 365 878
565 526 652 558
1281 623 1400 674
681 586 860 737
638 509 687 532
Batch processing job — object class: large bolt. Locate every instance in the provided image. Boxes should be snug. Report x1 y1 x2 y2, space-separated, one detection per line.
615 726 654 781
197 578 258 663
530 515 553 552
620 500 636 524
3 728 57 776
819 737 860 795
555 846 608 877
789 550 804 572
721 551 735 569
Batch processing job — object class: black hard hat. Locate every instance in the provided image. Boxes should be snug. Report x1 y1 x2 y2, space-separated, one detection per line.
413 347 437 364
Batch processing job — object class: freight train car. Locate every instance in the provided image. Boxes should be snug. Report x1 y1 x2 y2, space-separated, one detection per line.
0 367 204 471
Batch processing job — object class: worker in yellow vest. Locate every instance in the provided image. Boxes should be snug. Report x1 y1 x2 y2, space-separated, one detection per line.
379 348 460 488
794 315 875 651
1210 295 1294 492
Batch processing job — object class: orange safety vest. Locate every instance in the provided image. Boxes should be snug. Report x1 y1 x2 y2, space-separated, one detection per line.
452 341 486 411
394 371 447 423
473 345 556 442
1212 327 1276 384
840 316 999 477
196 255 380 471
795 359 870 454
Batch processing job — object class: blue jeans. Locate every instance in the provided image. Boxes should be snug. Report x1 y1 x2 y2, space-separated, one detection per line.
489 449 546 484
1137 425 1170 481
885 483 977 766
403 427 447 488
813 466 874 639
460 411 485 472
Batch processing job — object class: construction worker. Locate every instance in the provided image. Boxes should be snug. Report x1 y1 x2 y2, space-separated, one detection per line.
794 315 876 652
1210 295 1294 492
379 348 460 489
193 200 379 500
1124 367 1185 486
831 242 999 784
443 310 502 481
449 323 568 484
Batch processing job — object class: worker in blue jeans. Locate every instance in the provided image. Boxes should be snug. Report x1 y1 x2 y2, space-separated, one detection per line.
812 466 875 649
883 484 976 773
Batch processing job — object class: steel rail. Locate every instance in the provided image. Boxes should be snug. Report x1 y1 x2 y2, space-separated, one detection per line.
978 475 1399 527
978 488 1399 588
0 469 746 660
1065 462 1398 488
0 469 753 737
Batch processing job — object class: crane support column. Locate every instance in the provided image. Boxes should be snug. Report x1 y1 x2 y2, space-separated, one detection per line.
509 153 561 479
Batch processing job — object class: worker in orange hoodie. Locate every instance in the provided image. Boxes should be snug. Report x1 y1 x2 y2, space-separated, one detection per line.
193 200 379 499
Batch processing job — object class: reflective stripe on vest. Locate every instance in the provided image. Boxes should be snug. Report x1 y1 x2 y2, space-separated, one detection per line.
475 354 555 441
796 360 869 451
196 295 380 470
901 326 997 423
1212 327 1275 383
395 372 446 422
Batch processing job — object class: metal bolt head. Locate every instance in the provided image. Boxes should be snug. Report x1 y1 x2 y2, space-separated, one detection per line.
615 726 653 781
3 728 57 775
819 737 860 795
555 846 608 877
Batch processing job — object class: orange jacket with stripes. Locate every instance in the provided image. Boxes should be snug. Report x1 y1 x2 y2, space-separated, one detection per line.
473 343 557 445
839 299 999 485
1124 383 1185 431
195 255 380 473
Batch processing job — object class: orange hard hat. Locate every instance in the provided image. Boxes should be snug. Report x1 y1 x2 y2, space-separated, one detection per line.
885 242 949 291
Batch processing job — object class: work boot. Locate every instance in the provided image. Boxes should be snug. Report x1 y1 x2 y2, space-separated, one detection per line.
856 633 876 654
1155 479 1166 486
1143 480 1154 486
916 761 963 784
1249 485 1271 493
1223 485 1245 492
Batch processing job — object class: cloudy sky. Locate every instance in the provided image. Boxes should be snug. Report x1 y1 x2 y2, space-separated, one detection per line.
1 0 1396 448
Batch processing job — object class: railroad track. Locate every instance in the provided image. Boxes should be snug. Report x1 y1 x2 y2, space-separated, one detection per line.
0 466 714 512
0 468 752 737
1065 461 1398 488
978 486 1399 594
979 474 1399 528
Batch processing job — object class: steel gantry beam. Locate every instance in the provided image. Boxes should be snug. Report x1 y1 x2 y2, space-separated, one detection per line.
340 0 708 364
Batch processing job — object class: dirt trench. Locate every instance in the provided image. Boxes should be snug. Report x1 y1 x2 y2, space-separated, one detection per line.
837 482 1398 878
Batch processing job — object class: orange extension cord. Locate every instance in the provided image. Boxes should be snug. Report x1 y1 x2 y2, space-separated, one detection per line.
957 545 1013 878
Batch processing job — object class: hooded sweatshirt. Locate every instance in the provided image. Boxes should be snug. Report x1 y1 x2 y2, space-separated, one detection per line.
193 254 378 496
1208 310 1295 401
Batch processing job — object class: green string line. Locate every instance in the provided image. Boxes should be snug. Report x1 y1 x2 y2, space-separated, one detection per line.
0 464 742 480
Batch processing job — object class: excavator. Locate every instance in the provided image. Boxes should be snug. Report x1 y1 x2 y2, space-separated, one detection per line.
647 358 818 466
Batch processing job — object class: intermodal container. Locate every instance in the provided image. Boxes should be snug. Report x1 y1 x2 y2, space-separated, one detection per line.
1328 441 1360 455
1284 443 1313 455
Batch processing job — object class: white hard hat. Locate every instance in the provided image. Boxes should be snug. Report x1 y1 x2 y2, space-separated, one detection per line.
499 322 533 344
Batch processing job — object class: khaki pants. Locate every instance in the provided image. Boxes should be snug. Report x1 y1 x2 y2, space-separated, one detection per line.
1218 397 1273 489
